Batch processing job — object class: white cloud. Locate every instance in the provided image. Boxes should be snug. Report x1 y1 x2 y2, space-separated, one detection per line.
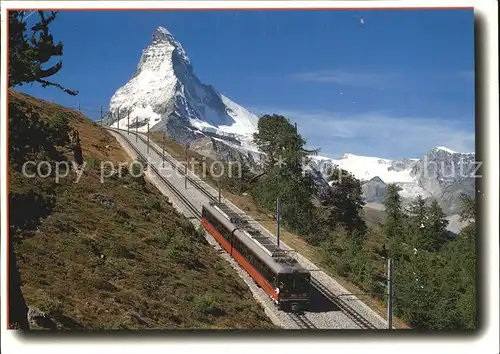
291 69 400 88
251 108 475 159
291 69 475 91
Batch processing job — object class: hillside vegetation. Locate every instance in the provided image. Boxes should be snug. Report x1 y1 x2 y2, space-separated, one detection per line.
150 126 404 327
152 115 476 331
8 90 275 330
7 10 475 331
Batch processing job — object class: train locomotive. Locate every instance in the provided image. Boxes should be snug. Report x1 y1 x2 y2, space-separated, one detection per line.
201 202 311 312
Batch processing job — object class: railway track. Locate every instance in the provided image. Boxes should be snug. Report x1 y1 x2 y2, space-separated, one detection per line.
108 128 382 330
111 129 202 219
288 313 317 329
311 278 377 329
132 131 219 202
130 129 380 330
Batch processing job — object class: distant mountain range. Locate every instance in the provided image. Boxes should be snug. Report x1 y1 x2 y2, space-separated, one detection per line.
309 146 476 216
104 26 476 230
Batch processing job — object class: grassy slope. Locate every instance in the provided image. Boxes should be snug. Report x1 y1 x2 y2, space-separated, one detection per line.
149 133 409 329
8 90 275 330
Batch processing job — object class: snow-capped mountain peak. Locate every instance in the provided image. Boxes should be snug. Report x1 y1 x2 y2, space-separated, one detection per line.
432 146 474 155
106 26 258 147
311 153 416 184
152 26 191 66
153 26 173 40
435 146 457 154
105 26 475 219
310 146 475 215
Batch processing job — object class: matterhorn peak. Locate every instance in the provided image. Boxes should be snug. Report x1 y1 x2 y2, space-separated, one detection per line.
107 25 258 147
148 26 191 67
153 26 172 39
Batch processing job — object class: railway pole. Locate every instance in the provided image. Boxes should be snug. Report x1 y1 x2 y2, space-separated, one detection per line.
78 102 81 112
184 145 188 189
147 122 150 155
127 112 130 135
135 116 138 143
162 142 165 167
117 107 120 131
100 105 103 127
386 258 393 329
162 132 166 167
276 197 281 248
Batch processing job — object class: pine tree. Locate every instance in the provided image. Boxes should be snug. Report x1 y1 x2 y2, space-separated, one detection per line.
8 10 78 95
437 194 476 329
251 114 322 237
383 183 405 258
408 195 427 226
453 194 476 329
407 195 427 245
406 196 448 252
253 114 318 173
425 199 448 251
395 194 477 330
324 166 367 235
394 250 446 328
459 193 475 228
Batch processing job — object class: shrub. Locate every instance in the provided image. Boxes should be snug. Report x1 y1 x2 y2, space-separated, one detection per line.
192 294 224 316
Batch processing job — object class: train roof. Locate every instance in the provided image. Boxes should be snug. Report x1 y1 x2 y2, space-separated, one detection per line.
203 202 309 275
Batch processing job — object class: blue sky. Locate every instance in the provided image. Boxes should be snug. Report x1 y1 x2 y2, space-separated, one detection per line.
16 9 475 159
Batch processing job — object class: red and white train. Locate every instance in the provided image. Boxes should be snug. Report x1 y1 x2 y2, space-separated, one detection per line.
201 202 311 312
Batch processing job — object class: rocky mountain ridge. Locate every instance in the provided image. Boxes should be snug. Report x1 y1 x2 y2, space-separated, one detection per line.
105 26 259 152
310 147 476 215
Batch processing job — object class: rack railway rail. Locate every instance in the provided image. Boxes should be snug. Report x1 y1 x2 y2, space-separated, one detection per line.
107 127 384 330
136 132 220 203
311 278 377 329
112 129 202 219
288 313 317 329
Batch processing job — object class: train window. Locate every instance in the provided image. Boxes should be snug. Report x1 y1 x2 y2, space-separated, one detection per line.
267 266 274 282
261 265 267 278
263 265 275 285
277 273 310 294
231 236 277 285
206 210 230 242
237 240 245 256
254 261 260 273
256 259 262 273
294 273 310 293
250 255 256 268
